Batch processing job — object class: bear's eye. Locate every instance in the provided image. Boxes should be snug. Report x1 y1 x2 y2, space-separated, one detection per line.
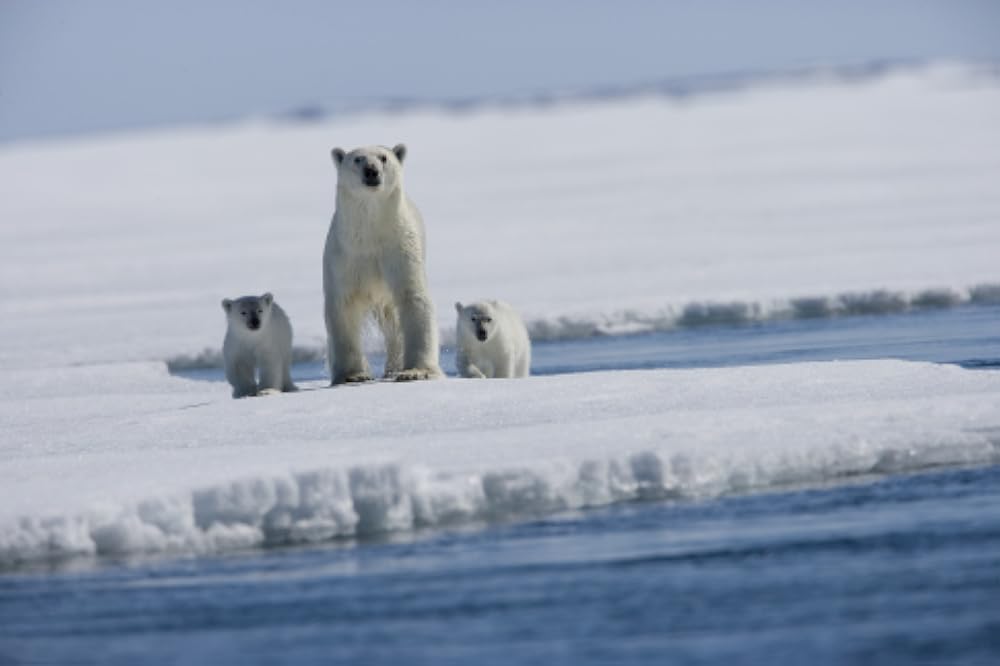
240 311 247 316
354 156 363 165
379 154 387 163
257 309 263 314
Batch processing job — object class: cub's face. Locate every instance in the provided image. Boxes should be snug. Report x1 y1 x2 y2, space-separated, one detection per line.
330 144 407 195
455 302 495 342
222 293 274 333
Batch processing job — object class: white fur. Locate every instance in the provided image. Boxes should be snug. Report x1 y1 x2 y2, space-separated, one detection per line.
323 144 443 384
221 293 297 398
455 300 531 379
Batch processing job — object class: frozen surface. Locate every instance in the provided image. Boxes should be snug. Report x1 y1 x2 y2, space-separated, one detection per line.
2 360 1000 566
2 64 1000 566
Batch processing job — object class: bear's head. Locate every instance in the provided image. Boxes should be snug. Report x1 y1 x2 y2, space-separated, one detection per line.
455 301 495 343
331 144 407 195
222 293 275 333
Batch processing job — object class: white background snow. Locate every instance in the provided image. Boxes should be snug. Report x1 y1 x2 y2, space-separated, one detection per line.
2 64 999 566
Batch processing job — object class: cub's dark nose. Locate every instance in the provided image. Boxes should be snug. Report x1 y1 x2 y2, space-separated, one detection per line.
248 318 261 330
476 328 488 342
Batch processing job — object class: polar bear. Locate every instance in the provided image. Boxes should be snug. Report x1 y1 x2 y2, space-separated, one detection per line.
221 292 297 398
323 143 443 384
454 300 531 378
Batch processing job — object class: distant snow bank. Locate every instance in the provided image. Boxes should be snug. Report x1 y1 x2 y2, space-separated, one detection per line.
165 283 1000 370
1 62 999 370
527 283 1000 341
3 360 999 568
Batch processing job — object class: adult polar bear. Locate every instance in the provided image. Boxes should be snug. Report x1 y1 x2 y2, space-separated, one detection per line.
323 143 443 384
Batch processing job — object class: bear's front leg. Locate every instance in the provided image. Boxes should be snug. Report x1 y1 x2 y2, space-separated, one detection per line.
463 364 487 379
387 266 443 382
376 302 404 379
325 293 373 384
225 356 258 399
258 352 292 394
495 357 516 379
395 291 444 381
455 349 485 379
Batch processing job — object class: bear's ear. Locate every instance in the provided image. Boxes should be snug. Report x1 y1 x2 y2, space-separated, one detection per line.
222 298 233 313
331 148 346 166
261 292 274 306
454 301 463 314
392 143 407 164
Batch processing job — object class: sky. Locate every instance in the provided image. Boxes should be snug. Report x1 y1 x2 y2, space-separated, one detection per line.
1 0 999 143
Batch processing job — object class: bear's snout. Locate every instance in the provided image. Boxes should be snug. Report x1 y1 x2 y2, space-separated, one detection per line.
362 165 381 187
247 317 261 330
476 326 488 342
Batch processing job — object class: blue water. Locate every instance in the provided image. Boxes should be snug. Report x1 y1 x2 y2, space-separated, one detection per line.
525 303 1000 378
4 306 1000 665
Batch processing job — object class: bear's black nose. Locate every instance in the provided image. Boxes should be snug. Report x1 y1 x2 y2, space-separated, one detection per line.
363 166 379 180
248 318 261 330
476 328 488 341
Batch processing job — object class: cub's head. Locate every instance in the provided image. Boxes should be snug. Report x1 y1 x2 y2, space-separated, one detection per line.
455 301 495 343
222 293 274 333
330 144 407 195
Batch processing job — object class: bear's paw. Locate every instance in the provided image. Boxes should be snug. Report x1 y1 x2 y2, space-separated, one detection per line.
342 372 375 384
395 367 443 382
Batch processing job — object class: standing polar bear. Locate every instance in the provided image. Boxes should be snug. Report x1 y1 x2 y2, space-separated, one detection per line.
221 292 297 398
323 143 443 384
455 300 531 378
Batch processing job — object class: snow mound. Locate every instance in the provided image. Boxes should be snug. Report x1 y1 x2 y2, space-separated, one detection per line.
2 360 999 568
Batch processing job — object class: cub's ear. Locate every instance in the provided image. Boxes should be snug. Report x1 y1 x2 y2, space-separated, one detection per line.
331 148 346 166
222 298 233 313
454 301 463 314
261 292 274 306
392 143 407 164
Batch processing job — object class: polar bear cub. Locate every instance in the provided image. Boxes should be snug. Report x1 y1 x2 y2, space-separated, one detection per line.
221 292 297 398
323 143 443 384
455 300 531 378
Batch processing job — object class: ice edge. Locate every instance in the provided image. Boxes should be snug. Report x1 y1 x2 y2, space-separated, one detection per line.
4 431 998 570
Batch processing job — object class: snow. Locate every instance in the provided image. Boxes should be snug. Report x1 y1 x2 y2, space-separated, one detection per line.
2 63 1000 566
3 360 1000 566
